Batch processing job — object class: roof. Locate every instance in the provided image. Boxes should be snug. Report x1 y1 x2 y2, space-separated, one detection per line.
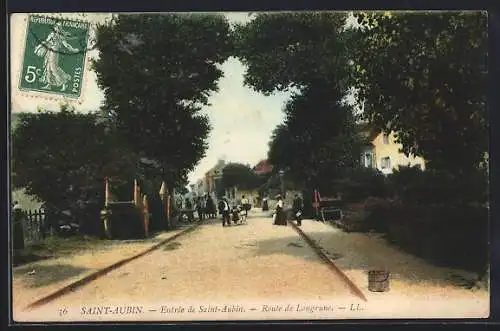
253 159 274 175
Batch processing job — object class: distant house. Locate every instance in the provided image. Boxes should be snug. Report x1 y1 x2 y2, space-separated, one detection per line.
358 123 426 175
227 160 274 204
204 159 226 198
253 159 274 176
194 178 205 196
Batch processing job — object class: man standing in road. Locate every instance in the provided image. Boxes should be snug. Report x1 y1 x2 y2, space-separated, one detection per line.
218 196 231 227
240 195 250 218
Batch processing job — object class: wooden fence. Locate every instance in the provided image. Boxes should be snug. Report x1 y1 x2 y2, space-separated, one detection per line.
21 208 48 244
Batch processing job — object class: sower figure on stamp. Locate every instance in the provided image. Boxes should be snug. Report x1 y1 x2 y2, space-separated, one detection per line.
34 22 79 92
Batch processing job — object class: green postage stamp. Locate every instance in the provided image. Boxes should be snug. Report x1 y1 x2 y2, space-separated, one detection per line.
19 15 90 99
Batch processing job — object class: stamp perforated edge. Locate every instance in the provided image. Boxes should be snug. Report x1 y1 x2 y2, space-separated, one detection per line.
14 13 103 106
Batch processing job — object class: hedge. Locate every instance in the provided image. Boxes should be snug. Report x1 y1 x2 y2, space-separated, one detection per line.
362 199 488 274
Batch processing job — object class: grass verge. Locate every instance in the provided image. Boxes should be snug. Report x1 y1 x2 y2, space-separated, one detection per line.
13 235 112 267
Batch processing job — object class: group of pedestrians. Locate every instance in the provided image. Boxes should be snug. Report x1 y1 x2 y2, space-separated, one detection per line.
218 195 251 227
180 194 217 222
198 194 217 220
185 192 305 228
194 194 217 221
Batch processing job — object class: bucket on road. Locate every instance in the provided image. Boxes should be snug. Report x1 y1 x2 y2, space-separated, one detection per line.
368 270 390 292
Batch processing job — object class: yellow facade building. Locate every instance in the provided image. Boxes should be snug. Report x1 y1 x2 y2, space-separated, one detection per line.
232 188 259 205
361 127 426 175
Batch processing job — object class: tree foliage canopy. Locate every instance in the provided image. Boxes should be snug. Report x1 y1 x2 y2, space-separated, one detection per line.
268 86 366 191
234 12 350 95
221 163 262 190
352 11 488 173
93 13 233 187
235 13 365 191
11 105 139 211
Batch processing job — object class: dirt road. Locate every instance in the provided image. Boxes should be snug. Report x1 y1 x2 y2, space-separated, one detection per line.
16 210 358 321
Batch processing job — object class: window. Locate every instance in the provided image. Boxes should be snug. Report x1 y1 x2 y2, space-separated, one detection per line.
364 153 373 168
382 133 390 144
381 157 391 169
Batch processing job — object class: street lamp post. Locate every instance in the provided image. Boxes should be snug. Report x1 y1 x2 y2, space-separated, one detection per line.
279 170 285 199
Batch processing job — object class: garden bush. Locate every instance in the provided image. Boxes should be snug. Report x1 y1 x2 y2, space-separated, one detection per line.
362 197 393 233
339 202 370 232
328 164 489 274
338 197 392 233
387 166 488 206
353 195 489 274
335 167 387 203
74 202 102 236
381 203 488 274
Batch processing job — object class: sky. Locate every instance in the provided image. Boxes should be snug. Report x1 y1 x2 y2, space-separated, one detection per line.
192 55 292 184
10 12 359 186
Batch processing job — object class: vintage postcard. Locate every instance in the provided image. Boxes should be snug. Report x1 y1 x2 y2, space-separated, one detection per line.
10 11 489 323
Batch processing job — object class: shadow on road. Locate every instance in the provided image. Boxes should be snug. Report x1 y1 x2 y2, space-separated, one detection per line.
12 252 51 267
162 242 182 251
248 234 321 262
13 263 90 288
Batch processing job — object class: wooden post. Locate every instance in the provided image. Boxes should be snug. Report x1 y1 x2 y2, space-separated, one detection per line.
134 179 141 207
143 194 149 237
171 188 176 228
28 210 32 231
159 181 170 229
102 177 112 238
312 189 320 220
105 177 110 208
167 194 171 228
35 210 40 241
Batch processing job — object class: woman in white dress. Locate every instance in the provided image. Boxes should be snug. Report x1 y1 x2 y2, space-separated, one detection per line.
34 22 79 91
273 194 286 226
